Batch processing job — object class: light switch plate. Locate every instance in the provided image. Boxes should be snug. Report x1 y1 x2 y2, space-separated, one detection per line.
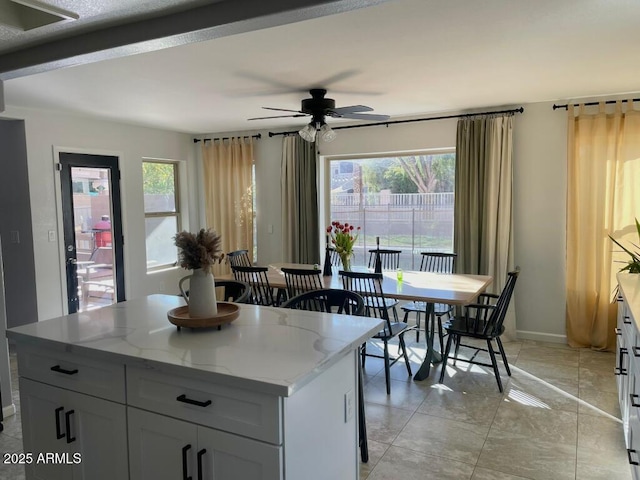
344 390 354 423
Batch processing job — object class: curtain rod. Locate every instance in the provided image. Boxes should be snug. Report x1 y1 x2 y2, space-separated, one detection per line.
553 98 639 110
193 133 262 143
267 107 524 137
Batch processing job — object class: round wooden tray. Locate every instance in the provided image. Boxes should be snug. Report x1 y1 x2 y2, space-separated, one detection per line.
167 302 240 329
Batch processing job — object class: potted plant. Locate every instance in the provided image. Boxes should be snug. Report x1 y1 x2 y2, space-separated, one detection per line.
609 218 640 274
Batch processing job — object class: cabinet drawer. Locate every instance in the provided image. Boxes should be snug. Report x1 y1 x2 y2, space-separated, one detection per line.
17 344 125 403
127 365 282 444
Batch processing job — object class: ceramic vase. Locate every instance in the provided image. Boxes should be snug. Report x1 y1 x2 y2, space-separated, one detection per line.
178 268 218 317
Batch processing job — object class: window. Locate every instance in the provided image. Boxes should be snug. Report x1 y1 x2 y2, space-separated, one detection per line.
143 160 180 270
328 151 455 270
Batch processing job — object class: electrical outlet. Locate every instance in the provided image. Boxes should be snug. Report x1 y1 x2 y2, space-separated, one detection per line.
48 230 56 242
10 230 19 243
344 390 354 423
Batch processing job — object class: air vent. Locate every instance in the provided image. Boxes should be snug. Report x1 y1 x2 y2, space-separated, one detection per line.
0 0 78 31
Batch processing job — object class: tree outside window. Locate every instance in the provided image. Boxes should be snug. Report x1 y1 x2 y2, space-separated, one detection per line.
143 160 180 270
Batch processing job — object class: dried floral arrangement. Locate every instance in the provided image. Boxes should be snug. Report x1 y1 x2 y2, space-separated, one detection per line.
174 228 224 273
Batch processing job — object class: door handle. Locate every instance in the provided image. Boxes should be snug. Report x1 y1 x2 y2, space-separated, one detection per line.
65 410 76 443
176 394 212 408
54 407 65 439
182 444 192 480
197 449 206 480
51 365 79 375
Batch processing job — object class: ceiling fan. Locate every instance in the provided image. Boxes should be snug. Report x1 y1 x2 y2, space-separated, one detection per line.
248 88 389 142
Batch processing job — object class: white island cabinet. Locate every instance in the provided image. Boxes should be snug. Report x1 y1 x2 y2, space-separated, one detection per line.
7 295 383 480
617 273 640 480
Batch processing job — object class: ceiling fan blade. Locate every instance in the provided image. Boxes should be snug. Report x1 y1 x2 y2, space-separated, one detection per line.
248 114 308 120
330 105 374 115
262 107 304 113
336 113 390 121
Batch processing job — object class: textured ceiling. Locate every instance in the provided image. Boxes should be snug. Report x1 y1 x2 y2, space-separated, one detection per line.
4 0 640 134
0 0 215 53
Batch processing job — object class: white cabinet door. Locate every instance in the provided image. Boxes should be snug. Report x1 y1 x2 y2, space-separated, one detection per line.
20 378 73 480
69 388 128 480
20 378 128 480
128 407 282 480
197 424 282 480
128 407 198 480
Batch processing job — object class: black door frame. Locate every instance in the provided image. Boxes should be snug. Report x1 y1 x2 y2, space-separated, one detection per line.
59 152 125 313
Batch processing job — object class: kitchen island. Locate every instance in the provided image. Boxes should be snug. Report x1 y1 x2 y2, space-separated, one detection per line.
7 294 383 480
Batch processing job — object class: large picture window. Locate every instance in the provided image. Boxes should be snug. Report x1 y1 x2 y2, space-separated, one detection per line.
143 160 180 270
328 151 455 269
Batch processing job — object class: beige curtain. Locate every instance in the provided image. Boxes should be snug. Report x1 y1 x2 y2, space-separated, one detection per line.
454 114 516 339
201 137 254 276
281 135 320 263
566 101 640 350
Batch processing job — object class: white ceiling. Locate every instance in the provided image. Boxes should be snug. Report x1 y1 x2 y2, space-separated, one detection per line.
4 0 640 134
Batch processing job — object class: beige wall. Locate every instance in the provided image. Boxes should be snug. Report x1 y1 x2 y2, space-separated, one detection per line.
0 98 570 341
210 100 569 342
0 106 198 321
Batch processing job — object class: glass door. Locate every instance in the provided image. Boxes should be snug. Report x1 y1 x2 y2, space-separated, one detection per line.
59 153 125 313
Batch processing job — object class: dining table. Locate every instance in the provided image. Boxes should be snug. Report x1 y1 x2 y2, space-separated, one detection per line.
227 263 493 381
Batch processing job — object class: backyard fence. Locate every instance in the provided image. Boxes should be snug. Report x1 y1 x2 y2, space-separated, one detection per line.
330 192 454 270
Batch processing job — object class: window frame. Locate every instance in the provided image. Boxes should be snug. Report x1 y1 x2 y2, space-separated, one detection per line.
142 159 181 272
322 148 456 270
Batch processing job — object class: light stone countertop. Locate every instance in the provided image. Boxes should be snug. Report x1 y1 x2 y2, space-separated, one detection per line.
618 273 640 329
7 294 383 397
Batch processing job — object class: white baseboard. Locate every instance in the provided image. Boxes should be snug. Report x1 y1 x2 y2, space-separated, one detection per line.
2 402 16 419
516 330 567 344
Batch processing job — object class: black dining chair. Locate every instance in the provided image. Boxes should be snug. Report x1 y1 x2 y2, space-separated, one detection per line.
214 280 251 303
281 267 323 300
438 269 520 392
401 252 457 344
226 249 252 268
281 288 364 316
366 249 401 321
231 266 276 306
281 289 369 463
340 271 415 395
367 249 401 272
179 279 251 303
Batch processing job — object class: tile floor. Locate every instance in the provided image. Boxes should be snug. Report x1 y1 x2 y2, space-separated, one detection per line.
359 334 629 480
0 334 630 480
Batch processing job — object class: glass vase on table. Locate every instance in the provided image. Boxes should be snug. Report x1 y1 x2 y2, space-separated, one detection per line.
339 252 352 272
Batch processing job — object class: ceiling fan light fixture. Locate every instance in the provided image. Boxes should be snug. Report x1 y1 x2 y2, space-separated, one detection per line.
319 123 336 142
298 123 317 142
